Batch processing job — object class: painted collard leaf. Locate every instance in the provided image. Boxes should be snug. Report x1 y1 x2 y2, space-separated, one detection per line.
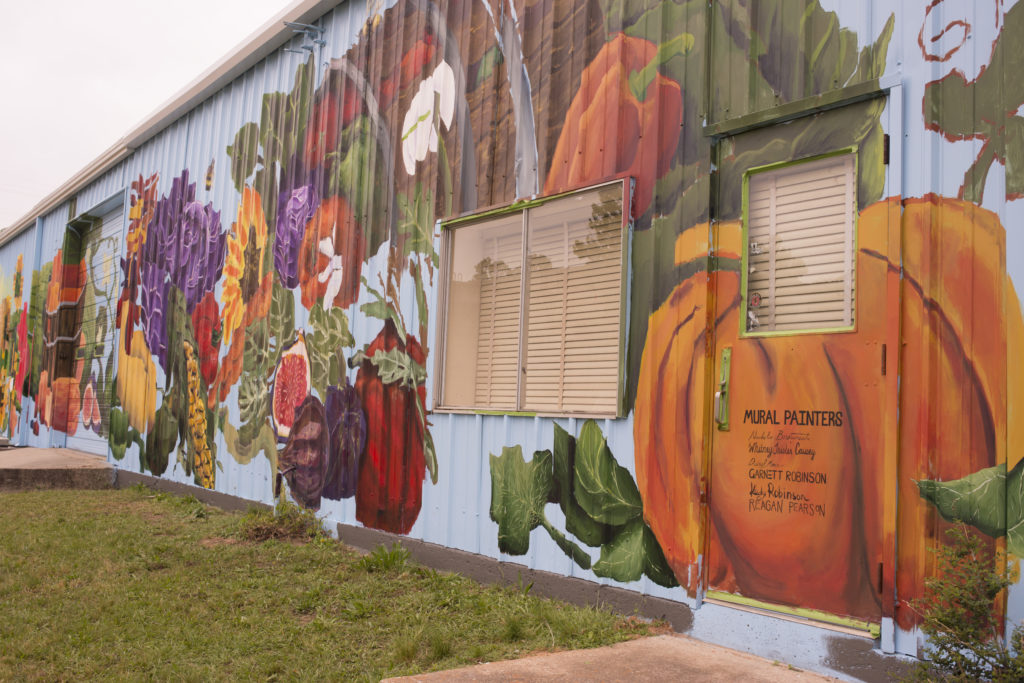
489 446 553 555
487 420 677 587
918 460 1024 557
574 420 643 526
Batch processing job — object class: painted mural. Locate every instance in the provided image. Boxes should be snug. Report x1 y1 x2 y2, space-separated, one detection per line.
5 0 1023 652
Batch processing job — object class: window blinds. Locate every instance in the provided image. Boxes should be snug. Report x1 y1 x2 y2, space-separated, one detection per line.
746 154 856 332
439 182 626 415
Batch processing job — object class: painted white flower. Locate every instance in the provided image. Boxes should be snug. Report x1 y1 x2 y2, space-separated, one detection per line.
317 234 346 308
401 61 456 175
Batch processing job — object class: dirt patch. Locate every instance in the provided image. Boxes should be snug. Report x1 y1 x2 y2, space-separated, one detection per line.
200 537 240 548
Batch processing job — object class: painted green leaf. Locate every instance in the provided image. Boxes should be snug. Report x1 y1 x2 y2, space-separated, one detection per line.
489 446 553 556
922 2 1024 201
1004 117 1024 198
227 121 260 192
540 517 592 570
27 263 50 397
642 522 679 588
354 347 426 390
309 302 355 349
573 420 642 526
268 277 295 360
917 464 1007 539
413 399 438 485
551 423 613 547
238 372 268 427
1007 462 1024 557
306 302 354 397
593 519 645 582
397 183 435 262
243 319 270 375
592 517 676 587
220 407 279 470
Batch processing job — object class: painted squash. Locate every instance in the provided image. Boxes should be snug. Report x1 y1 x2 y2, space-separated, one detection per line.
634 196 1022 625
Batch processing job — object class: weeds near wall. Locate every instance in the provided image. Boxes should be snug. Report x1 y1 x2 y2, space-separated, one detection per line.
237 501 327 542
356 542 410 572
906 525 1024 682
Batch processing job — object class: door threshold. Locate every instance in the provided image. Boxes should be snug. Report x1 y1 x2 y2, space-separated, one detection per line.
704 591 879 639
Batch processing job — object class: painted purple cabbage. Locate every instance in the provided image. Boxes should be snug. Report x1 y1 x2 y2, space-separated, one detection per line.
279 395 329 510
322 379 366 500
274 160 320 289
138 261 170 369
142 170 226 313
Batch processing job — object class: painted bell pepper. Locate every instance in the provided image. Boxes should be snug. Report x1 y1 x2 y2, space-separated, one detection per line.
544 33 686 217
354 319 427 535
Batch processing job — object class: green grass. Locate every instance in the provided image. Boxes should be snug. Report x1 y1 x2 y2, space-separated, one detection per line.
0 487 659 680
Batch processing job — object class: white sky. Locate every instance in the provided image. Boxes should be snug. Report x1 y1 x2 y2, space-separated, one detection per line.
0 0 290 229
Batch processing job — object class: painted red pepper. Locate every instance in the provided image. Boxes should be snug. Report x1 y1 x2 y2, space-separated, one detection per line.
544 33 685 217
354 319 427 534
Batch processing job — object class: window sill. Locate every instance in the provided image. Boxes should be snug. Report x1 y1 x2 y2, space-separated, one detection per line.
432 406 622 420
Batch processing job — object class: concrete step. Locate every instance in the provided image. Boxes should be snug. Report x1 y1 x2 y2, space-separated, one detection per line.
0 448 114 491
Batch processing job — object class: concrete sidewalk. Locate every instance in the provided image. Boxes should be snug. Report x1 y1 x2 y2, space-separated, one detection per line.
384 634 837 682
0 446 114 490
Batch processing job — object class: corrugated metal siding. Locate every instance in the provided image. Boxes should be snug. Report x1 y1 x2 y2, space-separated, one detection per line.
0 1 1020 662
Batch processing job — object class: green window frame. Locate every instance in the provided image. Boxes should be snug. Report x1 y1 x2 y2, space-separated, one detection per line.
433 179 631 418
740 149 859 337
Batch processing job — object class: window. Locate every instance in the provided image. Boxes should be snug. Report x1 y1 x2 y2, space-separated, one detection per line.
436 181 629 416
743 152 856 334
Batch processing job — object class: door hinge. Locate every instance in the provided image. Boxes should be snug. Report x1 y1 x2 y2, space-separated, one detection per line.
883 134 890 165
878 562 884 593
881 343 887 376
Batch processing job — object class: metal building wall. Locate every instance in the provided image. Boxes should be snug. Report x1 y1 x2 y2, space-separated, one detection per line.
0 0 1020 670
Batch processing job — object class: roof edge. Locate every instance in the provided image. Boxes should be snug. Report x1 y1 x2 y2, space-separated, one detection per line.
0 0 344 248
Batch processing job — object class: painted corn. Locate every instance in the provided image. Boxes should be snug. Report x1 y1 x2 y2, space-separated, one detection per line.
184 340 215 489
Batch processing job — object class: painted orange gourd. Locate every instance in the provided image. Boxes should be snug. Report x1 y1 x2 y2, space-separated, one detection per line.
634 196 1022 625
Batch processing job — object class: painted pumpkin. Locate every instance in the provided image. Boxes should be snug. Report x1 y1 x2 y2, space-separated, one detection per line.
634 196 1022 625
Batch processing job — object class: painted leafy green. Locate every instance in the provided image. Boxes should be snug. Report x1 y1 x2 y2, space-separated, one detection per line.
592 519 646 582
27 263 50 397
918 461 1024 557
226 122 260 193
1008 463 1024 557
552 423 613 547
488 421 676 585
592 520 678 588
243 319 270 375
489 446 554 555
918 465 1007 539
574 420 643 526
539 516 593 570
237 372 268 427
220 406 279 470
268 277 295 362
306 302 354 397
923 1 1024 202
397 182 437 265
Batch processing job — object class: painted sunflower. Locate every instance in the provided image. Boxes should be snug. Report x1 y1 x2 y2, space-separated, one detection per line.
222 187 272 345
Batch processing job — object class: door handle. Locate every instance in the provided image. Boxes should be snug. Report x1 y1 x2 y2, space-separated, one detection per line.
715 347 731 431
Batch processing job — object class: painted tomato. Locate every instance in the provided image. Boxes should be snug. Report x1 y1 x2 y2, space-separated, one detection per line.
634 197 1022 625
544 33 682 218
354 319 426 535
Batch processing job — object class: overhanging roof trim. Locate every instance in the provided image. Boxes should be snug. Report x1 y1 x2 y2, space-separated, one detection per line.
0 0 345 247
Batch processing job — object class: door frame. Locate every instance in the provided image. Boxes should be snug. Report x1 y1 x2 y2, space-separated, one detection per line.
698 78 903 648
